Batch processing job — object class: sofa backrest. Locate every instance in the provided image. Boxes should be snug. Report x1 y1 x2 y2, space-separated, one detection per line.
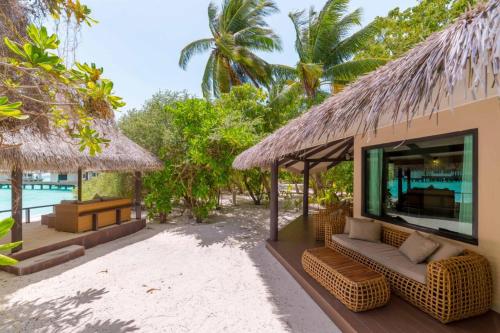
381 225 410 248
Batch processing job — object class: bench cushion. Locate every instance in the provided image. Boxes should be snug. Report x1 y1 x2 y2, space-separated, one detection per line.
332 234 427 284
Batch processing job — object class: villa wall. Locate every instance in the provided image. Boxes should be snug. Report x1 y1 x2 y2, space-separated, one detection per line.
352 96 500 312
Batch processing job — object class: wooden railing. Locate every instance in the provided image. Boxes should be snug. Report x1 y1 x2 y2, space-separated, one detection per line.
0 204 55 223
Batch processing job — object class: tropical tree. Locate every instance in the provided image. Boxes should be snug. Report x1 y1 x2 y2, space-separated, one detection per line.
0 1 124 155
357 0 478 59
273 0 386 101
178 0 282 97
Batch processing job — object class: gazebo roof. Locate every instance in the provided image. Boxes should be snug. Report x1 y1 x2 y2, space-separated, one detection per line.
233 0 499 171
0 119 163 172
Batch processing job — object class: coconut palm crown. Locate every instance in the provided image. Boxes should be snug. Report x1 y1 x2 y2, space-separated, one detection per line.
179 0 282 98
274 0 386 101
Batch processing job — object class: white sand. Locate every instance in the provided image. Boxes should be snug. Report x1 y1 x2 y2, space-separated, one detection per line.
0 196 339 333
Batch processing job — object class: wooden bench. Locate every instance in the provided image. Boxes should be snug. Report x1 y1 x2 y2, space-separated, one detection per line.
302 247 390 312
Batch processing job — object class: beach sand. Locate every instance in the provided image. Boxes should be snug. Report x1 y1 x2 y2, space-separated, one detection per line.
0 196 339 333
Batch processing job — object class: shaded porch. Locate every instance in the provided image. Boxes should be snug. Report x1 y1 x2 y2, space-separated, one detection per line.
267 216 500 333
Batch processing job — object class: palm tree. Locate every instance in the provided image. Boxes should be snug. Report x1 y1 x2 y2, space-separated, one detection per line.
273 0 386 101
179 0 282 98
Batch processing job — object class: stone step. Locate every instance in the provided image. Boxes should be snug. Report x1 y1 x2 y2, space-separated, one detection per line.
3 245 85 275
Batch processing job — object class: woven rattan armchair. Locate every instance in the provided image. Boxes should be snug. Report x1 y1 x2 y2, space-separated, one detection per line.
311 202 352 241
324 211 493 323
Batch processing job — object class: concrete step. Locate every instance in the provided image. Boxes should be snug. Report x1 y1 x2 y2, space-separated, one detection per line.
3 245 85 275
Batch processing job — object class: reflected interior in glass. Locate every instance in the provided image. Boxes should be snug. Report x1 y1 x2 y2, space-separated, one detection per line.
364 133 475 238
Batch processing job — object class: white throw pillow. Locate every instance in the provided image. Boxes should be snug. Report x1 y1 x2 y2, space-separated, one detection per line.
427 237 464 262
344 216 373 234
399 232 439 264
348 220 381 243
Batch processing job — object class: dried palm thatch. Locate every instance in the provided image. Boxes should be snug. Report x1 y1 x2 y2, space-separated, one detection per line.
0 118 163 172
234 0 500 170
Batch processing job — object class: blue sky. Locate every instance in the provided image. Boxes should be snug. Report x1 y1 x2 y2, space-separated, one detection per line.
75 0 416 111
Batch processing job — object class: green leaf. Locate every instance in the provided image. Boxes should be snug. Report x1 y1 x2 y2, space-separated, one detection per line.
4 37 25 58
0 241 22 251
0 217 14 239
0 254 18 266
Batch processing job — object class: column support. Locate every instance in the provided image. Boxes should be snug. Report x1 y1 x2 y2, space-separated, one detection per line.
77 168 83 201
303 161 310 219
270 160 279 241
11 167 23 253
134 171 142 221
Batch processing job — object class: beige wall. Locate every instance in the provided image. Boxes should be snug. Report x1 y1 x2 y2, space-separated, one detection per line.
353 96 500 312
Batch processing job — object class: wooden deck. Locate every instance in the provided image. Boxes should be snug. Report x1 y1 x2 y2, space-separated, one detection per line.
0 219 145 262
267 216 500 333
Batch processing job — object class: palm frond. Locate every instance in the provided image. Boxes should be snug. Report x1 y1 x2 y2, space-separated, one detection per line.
179 38 215 70
325 58 387 83
202 51 217 98
271 64 297 82
234 27 281 51
208 2 220 36
328 21 380 66
289 10 307 61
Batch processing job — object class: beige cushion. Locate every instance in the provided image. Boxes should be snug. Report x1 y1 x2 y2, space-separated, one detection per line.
427 237 464 262
332 234 427 284
399 232 439 264
349 220 381 242
344 217 373 234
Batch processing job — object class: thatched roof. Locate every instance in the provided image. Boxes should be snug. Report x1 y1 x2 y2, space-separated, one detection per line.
0 119 163 172
234 0 500 170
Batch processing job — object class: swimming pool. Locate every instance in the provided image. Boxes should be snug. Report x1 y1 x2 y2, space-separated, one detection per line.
0 188 75 221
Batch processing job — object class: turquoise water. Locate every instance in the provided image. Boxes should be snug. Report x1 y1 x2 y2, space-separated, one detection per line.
387 180 470 203
0 188 75 221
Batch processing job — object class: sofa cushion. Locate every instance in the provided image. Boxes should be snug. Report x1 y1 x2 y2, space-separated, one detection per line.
332 234 427 284
427 237 464 262
399 232 439 264
344 217 373 234
349 220 381 242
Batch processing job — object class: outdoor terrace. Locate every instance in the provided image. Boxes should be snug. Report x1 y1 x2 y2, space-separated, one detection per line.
267 216 500 333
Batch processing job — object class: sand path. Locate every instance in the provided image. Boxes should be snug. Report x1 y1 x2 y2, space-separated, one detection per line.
0 197 339 332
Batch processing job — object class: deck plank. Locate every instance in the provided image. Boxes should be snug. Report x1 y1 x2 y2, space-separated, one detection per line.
267 216 500 333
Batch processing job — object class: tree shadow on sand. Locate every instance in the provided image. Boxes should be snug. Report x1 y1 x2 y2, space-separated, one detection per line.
0 288 139 333
166 198 300 250
165 199 338 333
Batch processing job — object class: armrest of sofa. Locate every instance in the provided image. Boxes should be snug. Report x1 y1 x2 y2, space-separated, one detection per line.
426 251 493 322
324 210 345 248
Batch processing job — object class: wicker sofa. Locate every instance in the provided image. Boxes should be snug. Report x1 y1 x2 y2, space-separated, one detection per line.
325 211 493 323
311 202 353 241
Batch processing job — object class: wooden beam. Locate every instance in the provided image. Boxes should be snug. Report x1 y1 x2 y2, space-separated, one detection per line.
77 168 83 202
303 161 310 219
270 160 279 241
308 139 353 171
11 167 23 253
134 171 142 221
283 140 343 168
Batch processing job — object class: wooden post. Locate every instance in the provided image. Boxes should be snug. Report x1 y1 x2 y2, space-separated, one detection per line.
134 171 142 221
77 168 83 201
406 168 411 192
270 160 279 241
11 167 23 253
303 161 310 219
397 167 403 209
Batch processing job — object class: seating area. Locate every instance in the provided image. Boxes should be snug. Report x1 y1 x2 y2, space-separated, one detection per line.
311 201 353 241
308 210 493 323
54 197 132 233
302 247 390 312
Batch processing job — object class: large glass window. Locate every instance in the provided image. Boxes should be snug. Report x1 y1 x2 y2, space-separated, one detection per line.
363 131 477 242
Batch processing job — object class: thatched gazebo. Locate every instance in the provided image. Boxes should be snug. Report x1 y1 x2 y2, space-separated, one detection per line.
0 119 163 252
233 0 499 241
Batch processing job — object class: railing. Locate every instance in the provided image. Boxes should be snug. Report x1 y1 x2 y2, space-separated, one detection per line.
0 204 55 223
